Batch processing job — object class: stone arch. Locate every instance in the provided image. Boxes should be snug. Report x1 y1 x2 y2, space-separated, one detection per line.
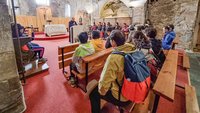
100 0 130 18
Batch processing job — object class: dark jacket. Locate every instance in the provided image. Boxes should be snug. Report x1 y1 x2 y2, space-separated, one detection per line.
150 38 166 66
69 20 77 30
11 23 25 37
105 38 112 49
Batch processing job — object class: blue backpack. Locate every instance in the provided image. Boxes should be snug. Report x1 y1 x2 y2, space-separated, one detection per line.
113 50 151 103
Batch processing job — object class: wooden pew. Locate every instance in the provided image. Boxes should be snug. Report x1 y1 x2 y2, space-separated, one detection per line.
183 53 190 69
58 43 79 74
85 79 139 113
75 48 112 84
172 37 179 49
185 85 200 113
152 50 178 113
58 43 112 91
163 37 180 56
13 37 49 83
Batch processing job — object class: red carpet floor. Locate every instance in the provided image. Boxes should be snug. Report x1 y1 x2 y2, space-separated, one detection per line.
23 39 92 113
34 33 69 40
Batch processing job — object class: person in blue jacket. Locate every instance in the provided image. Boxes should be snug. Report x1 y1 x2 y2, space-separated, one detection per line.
162 25 176 50
169 24 176 38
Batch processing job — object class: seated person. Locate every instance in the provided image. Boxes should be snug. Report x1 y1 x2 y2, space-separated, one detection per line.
162 25 176 50
11 23 27 37
27 42 46 62
70 32 95 84
89 30 135 113
145 28 166 67
11 23 46 63
105 27 113 49
126 30 150 55
90 30 104 52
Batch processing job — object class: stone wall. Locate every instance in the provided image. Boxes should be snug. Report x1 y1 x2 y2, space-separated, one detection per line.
148 0 199 49
133 7 145 24
0 2 26 113
11 0 91 18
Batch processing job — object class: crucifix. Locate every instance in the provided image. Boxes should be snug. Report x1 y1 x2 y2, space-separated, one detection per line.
40 7 48 21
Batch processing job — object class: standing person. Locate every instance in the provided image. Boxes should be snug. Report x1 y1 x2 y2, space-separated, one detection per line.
121 23 129 32
121 23 129 39
102 22 107 39
107 22 112 30
79 16 83 25
91 22 97 31
89 30 135 113
162 25 175 50
115 22 121 30
69 17 77 42
97 22 102 31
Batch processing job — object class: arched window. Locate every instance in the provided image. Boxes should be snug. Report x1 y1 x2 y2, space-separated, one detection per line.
65 4 71 17
36 0 50 6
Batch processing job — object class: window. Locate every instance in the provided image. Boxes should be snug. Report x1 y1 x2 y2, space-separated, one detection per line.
36 0 50 6
65 4 71 17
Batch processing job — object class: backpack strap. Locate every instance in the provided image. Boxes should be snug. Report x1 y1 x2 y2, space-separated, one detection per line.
112 51 126 101
112 51 126 56
115 79 122 101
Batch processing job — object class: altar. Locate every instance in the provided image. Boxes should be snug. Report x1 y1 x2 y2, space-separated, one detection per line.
44 24 67 37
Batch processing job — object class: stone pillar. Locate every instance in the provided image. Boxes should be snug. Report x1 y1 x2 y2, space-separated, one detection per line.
0 1 26 113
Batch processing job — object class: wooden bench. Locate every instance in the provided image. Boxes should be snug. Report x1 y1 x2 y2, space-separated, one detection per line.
86 50 194 113
13 37 49 83
185 84 200 113
58 43 112 91
152 50 178 113
58 43 79 74
85 51 179 113
172 37 179 49
85 79 138 113
183 53 190 69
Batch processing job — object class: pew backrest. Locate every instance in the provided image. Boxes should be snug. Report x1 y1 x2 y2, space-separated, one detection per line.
183 53 190 69
58 43 79 69
172 37 179 49
185 84 200 113
153 50 178 101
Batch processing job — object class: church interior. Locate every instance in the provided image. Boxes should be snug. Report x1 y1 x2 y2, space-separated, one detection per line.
1 0 200 113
